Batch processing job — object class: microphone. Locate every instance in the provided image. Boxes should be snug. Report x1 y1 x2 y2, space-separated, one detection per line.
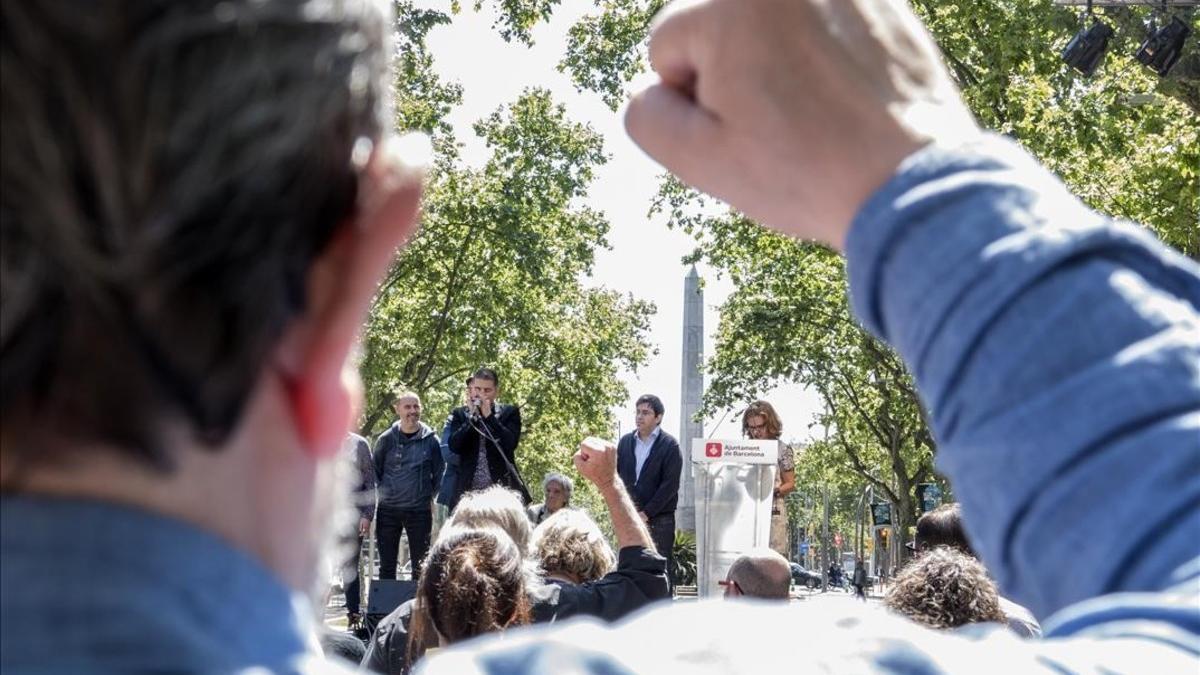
470 397 482 418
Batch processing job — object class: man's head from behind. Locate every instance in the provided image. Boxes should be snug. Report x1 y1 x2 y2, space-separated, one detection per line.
913 503 975 556
0 0 424 591
722 548 791 600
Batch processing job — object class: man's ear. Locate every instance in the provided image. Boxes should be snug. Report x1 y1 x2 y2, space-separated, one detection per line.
277 136 427 459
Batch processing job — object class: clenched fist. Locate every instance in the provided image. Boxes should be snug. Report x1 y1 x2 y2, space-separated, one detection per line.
574 437 619 488
625 0 979 249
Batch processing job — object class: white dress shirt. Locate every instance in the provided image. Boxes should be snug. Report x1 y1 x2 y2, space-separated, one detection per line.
633 426 661 481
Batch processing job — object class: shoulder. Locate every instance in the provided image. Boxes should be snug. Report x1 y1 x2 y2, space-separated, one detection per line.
660 431 681 450
374 425 396 446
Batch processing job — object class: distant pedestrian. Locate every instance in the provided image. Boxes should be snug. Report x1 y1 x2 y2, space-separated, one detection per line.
852 557 868 602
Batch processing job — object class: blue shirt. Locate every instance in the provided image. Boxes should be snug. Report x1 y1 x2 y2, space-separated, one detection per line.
633 426 661 481
0 496 338 673
416 136 1200 673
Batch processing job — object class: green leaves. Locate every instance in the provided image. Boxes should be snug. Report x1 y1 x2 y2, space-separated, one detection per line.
362 73 653 502
560 0 665 110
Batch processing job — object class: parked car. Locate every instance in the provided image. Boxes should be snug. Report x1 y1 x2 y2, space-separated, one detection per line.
789 563 822 589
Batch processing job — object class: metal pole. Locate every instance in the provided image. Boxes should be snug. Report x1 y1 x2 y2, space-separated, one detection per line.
821 486 830 591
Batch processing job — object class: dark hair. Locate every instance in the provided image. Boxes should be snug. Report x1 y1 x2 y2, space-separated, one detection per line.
465 376 475 386
0 1 387 471
914 503 975 556
884 547 1005 629
635 394 664 417
741 400 783 439
472 367 499 387
408 527 530 665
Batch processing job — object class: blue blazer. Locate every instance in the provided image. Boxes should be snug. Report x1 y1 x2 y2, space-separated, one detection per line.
617 430 683 519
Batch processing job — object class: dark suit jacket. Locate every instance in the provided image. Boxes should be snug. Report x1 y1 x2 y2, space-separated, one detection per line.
617 429 683 519
445 402 531 507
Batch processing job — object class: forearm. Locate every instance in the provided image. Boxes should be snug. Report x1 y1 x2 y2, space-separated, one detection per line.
846 135 1200 619
447 420 474 455
599 479 654 551
777 472 795 496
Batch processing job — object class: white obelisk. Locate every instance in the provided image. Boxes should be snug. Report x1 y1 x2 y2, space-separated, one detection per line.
677 266 704 532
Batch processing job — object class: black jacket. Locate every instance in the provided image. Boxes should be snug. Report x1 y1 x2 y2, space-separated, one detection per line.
445 403 530 507
617 430 683 519
372 422 443 511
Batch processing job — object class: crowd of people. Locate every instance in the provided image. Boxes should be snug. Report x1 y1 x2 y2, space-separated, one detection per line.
1 0 1196 673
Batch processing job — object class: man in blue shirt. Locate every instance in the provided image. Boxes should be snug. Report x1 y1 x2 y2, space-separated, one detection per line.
420 0 1199 672
0 1 426 671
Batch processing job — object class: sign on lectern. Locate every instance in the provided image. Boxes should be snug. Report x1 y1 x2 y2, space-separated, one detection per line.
691 438 778 598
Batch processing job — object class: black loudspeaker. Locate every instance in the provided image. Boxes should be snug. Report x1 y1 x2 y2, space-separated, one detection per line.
365 579 417 635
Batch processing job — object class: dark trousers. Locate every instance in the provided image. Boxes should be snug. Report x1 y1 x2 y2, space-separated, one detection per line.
342 535 363 615
377 506 432 581
648 513 676 588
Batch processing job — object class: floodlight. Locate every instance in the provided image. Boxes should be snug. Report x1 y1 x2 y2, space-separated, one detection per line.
1062 19 1115 76
1135 15 1192 76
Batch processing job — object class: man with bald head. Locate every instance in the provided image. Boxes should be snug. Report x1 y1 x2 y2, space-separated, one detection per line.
374 391 443 581
720 549 791 600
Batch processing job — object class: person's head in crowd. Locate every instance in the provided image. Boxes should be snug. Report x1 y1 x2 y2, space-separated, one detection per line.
531 508 615 585
469 367 500 406
541 472 573 515
720 548 791 600
446 486 532 556
393 391 423 432
634 394 665 437
884 547 1006 630
741 400 782 441
409 526 531 660
0 0 424 594
319 628 367 665
912 503 976 556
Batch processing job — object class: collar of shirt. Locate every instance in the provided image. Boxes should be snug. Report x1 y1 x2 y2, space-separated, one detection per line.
635 425 661 446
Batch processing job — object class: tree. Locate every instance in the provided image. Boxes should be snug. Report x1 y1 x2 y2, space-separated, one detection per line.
554 0 1198 257
523 0 1193 524
361 5 655 496
653 179 941 548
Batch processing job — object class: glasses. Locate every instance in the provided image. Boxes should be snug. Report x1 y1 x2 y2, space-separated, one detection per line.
717 579 743 596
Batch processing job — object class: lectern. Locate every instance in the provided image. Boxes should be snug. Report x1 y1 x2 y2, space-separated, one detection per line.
691 438 778 598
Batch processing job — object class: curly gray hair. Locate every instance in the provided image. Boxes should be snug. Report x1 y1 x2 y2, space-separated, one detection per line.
884 547 1006 629
531 509 614 583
